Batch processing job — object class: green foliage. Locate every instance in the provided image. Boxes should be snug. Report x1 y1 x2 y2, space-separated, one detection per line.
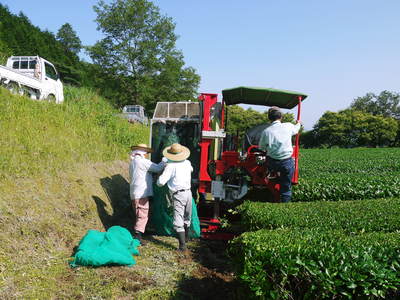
56 23 82 55
350 90 400 120
238 198 400 233
350 91 400 146
0 38 12 65
229 229 400 299
0 85 148 178
231 148 400 298
226 105 295 136
87 0 200 114
304 91 400 148
311 109 398 147
294 148 400 201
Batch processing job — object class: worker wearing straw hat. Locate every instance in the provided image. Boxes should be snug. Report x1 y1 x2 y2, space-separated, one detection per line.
129 143 165 242
157 143 193 251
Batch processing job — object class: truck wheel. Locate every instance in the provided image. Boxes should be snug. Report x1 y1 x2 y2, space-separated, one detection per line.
46 94 56 102
6 82 22 95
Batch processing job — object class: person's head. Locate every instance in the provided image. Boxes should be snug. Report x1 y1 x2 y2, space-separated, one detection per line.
268 106 282 122
162 143 190 162
130 143 152 159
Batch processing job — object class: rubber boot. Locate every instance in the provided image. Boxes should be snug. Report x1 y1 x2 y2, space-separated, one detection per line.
134 231 142 242
177 232 186 251
184 225 190 243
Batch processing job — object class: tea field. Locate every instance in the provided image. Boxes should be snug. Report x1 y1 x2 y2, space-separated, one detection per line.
294 148 400 201
231 147 400 299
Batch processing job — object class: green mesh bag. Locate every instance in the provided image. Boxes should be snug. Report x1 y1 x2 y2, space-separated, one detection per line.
70 226 140 267
150 184 201 238
149 120 201 238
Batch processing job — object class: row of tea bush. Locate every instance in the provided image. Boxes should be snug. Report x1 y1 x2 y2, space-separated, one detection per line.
230 196 400 298
293 148 400 201
237 198 400 233
229 228 400 299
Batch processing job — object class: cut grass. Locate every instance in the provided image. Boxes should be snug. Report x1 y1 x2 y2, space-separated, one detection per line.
0 161 198 299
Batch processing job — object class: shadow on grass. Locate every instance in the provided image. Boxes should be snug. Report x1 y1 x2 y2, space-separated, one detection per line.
171 239 244 300
142 234 177 251
92 174 134 233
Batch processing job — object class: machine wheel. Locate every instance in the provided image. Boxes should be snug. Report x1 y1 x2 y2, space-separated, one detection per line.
46 94 56 102
6 81 23 95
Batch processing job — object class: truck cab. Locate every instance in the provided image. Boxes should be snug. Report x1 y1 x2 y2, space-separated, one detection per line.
1 56 64 103
120 105 148 125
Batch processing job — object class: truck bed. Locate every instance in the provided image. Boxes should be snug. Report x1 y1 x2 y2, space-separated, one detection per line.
0 65 41 90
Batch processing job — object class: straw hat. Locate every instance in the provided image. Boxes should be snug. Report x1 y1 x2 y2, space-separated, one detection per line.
162 143 190 161
130 143 153 153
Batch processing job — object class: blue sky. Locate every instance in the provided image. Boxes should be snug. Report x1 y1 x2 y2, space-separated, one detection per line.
2 0 400 129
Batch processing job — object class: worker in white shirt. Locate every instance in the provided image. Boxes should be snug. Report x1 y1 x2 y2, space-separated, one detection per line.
259 107 301 203
129 143 165 242
157 143 193 251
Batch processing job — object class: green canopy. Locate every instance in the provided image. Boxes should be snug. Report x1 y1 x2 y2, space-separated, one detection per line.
222 86 307 109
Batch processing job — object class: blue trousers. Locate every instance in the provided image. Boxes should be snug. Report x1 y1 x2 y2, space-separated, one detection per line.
268 157 295 203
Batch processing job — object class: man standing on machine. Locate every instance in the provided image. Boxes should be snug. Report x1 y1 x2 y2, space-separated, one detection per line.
259 107 301 203
157 143 193 251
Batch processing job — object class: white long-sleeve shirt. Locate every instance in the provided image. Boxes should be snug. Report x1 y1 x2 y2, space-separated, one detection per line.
129 155 165 199
259 120 301 160
156 160 193 192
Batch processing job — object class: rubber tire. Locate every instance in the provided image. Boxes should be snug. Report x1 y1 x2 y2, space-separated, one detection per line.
6 81 22 95
46 94 56 102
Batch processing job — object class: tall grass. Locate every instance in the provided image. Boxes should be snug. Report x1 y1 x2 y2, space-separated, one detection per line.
0 85 149 179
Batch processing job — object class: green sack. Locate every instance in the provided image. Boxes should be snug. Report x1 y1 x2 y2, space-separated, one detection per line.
150 184 201 238
70 226 140 267
150 120 201 238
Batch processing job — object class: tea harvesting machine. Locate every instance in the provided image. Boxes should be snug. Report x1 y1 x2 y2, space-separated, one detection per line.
150 86 307 238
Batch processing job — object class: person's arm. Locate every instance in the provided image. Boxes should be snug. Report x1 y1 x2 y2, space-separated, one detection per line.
157 164 173 187
291 122 301 135
144 158 165 173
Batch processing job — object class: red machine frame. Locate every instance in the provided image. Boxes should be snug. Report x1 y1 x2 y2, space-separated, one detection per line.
198 93 303 197
197 92 304 239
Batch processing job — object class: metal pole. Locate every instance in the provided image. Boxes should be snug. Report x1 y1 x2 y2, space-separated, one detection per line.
293 96 302 183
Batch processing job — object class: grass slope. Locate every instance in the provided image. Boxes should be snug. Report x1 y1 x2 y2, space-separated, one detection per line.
0 85 148 179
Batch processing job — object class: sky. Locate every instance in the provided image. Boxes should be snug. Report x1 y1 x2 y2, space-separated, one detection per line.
2 0 400 129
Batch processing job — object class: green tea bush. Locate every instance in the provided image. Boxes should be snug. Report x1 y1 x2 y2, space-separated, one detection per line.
293 148 400 201
0 85 149 178
229 229 400 299
238 198 400 233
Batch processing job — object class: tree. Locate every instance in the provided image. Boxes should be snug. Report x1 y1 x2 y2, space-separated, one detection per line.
87 0 200 112
56 23 82 55
312 109 398 147
350 91 400 120
226 105 295 136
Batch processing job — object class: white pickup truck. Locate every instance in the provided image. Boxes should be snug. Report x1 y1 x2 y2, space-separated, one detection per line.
119 105 148 125
0 56 64 103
